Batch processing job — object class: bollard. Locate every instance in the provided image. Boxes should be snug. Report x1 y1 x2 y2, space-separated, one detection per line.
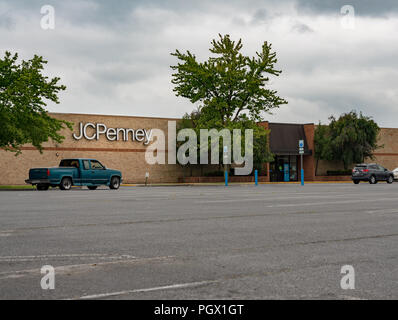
255 170 258 186
300 153 304 186
225 171 228 186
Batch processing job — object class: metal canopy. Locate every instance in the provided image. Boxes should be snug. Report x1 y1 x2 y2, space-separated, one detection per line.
268 123 312 155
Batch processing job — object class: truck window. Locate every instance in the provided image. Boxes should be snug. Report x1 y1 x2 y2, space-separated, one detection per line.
82 160 90 170
91 160 104 170
71 160 79 168
60 160 79 168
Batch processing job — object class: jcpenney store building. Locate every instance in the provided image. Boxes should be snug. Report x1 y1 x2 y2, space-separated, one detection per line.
1 112 398 185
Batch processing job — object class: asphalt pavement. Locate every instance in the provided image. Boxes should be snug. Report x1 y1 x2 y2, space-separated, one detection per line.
0 183 397 299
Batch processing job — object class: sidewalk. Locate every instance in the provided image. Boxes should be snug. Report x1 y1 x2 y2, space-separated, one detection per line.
122 180 353 187
0 181 354 191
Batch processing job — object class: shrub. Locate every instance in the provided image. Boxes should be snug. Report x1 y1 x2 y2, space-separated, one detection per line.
326 170 352 176
203 171 225 177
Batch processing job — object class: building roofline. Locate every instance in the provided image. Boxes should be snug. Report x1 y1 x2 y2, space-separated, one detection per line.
268 122 315 126
48 112 181 121
258 120 315 125
314 122 396 130
47 112 395 130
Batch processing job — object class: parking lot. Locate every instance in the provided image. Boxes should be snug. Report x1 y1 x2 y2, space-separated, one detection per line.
0 183 397 300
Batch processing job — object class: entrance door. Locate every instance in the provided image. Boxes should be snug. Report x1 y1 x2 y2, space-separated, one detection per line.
270 156 299 182
289 156 298 181
283 164 290 182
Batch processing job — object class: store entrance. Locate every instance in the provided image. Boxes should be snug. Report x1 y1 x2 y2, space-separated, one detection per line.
270 155 298 182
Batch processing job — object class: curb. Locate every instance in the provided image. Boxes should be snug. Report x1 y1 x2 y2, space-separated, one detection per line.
121 181 353 187
0 181 354 191
0 188 36 192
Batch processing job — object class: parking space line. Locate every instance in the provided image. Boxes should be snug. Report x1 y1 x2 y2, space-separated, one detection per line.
0 253 137 263
73 280 219 300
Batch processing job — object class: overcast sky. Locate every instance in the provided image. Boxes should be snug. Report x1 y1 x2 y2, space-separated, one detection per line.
1 0 397 126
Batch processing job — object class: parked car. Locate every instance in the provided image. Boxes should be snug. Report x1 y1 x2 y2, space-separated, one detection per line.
393 168 398 180
352 163 394 184
26 159 122 191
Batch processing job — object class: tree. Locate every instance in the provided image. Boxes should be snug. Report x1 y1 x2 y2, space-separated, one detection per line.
176 108 203 179
171 34 287 124
313 123 333 175
314 111 381 170
177 111 273 176
253 126 274 173
0 51 72 155
171 34 285 173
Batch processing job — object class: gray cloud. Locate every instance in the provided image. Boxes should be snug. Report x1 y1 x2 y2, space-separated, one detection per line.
291 22 314 33
0 0 397 128
0 6 15 30
252 8 269 23
296 0 398 16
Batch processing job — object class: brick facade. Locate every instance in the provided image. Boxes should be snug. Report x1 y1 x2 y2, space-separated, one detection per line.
1 113 398 185
0 113 198 185
315 126 398 177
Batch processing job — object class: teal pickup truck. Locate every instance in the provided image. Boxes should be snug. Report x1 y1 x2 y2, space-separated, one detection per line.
26 159 122 191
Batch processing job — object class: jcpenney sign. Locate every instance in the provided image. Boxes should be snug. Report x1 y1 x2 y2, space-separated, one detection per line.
73 122 153 145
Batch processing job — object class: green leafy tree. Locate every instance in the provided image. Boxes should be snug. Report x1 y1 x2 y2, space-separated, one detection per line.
314 111 381 170
177 111 273 176
171 34 285 173
171 34 287 124
253 126 273 174
314 123 333 175
0 51 72 155
176 108 204 179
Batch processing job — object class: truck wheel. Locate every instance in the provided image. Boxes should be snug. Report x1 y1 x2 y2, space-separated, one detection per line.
60 177 72 190
369 175 377 184
109 177 120 190
37 184 49 191
88 186 98 190
353 180 360 184
387 175 394 184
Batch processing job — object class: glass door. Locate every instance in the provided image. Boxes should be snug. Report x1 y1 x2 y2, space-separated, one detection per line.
269 156 298 182
289 156 298 181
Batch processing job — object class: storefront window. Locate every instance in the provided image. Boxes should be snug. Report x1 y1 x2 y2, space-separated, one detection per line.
290 156 297 181
270 155 298 182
